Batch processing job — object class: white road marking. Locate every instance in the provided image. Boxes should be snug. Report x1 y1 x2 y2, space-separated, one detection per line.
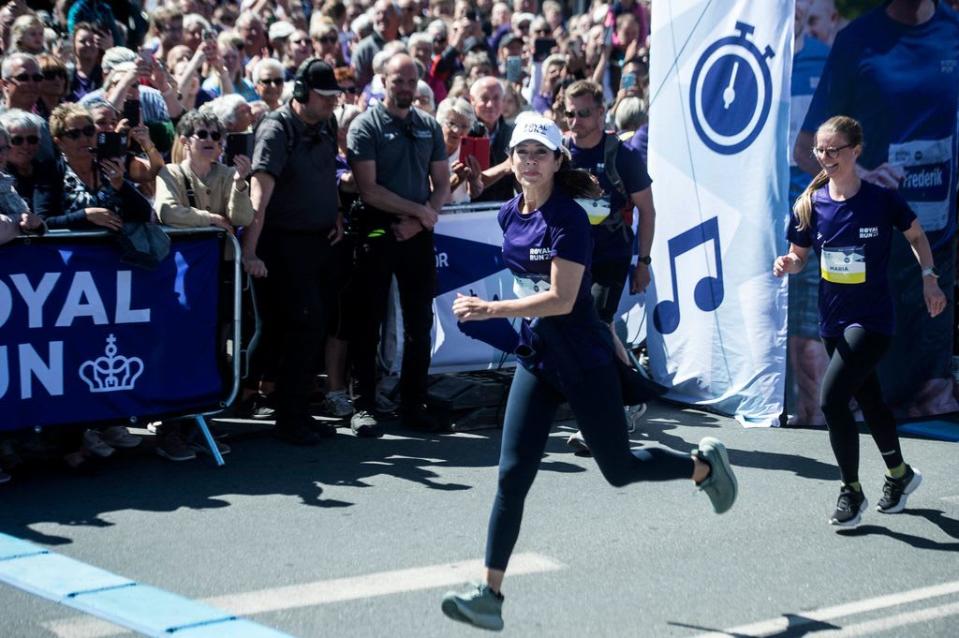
692 579 959 637
940 495 959 504
43 552 564 638
815 600 959 637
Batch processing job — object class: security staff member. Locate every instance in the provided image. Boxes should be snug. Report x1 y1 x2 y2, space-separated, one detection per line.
242 58 344 446
347 53 451 436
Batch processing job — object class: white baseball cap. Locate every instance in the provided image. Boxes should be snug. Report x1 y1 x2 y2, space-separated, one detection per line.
509 112 565 152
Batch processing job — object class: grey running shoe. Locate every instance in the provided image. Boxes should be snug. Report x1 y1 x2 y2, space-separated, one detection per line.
695 437 737 514
351 410 384 438
876 465 922 514
441 583 504 631
830 485 868 528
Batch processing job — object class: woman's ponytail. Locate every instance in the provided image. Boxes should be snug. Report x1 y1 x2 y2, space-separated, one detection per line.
792 169 829 231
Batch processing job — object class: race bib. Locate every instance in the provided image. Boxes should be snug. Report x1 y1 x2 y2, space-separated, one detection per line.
888 137 954 232
575 197 612 226
513 275 550 299
821 246 866 284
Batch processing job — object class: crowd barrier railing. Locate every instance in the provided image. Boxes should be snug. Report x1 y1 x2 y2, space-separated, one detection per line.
0 227 241 465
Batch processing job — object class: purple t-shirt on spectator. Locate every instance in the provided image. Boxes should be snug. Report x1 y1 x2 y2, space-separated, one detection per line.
499 189 613 372
568 132 651 264
788 181 916 338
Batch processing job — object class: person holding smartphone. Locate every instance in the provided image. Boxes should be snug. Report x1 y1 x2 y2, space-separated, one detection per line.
436 97 483 204
155 110 253 231
36 103 151 230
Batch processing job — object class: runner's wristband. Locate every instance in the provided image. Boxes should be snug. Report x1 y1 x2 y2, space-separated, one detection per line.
921 267 939 279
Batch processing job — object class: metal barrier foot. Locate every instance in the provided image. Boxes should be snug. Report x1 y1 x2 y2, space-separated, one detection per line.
194 416 225 467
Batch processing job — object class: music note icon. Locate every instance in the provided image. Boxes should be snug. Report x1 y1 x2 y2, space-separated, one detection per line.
653 217 725 335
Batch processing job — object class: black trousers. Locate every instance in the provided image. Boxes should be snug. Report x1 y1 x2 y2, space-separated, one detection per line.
251 230 333 420
349 229 436 411
821 326 903 485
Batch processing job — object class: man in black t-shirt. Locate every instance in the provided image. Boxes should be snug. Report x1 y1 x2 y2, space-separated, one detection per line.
242 58 343 446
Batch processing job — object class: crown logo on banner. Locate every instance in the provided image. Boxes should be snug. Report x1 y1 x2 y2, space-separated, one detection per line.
79 334 145 393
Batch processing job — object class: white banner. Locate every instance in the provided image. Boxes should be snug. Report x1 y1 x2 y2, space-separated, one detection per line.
383 207 649 375
647 1 793 427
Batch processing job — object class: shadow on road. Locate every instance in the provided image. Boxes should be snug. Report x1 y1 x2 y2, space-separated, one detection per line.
668 612 842 636
0 402 841 546
837 508 959 552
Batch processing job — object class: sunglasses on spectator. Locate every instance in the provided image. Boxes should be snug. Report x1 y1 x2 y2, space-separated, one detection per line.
291 38 311 45
10 134 39 145
42 70 67 80
434 36 447 44
62 125 96 139
564 107 594 119
10 72 43 83
258 77 284 86
316 36 337 44
341 85 359 94
812 144 852 159
193 129 223 141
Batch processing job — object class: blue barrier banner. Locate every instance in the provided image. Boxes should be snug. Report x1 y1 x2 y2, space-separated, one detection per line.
0 235 223 432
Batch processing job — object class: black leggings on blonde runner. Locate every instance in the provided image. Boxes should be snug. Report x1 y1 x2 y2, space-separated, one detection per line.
820 326 904 485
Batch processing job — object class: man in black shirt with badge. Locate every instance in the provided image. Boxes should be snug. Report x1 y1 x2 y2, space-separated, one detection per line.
243 58 344 445
347 53 450 436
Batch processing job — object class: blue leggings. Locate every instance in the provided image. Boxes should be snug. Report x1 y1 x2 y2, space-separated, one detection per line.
485 362 693 571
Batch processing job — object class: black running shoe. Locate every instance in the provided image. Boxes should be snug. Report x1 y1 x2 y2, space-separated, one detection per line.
829 486 867 528
876 465 922 514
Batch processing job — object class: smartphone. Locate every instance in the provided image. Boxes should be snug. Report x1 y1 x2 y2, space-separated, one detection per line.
533 38 556 63
621 73 637 92
137 47 154 76
224 132 254 166
506 56 523 83
122 99 140 127
96 131 128 160
460 136 490 171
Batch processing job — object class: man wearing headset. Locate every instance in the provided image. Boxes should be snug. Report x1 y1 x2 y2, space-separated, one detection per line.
242 58 344 446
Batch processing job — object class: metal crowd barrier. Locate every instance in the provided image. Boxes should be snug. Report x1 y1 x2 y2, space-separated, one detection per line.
0 227 242 466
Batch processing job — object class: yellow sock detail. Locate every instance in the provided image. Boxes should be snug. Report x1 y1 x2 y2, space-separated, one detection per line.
846 481 862 493
888 463 906 479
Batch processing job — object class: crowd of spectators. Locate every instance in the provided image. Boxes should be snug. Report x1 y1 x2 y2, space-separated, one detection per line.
2 0 954 483
0 0 653 480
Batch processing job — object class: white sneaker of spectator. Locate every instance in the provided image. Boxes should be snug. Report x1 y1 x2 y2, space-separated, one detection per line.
100 426 142 449
82 429 115 458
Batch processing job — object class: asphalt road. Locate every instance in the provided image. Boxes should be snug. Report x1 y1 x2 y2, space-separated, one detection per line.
1 403 957 637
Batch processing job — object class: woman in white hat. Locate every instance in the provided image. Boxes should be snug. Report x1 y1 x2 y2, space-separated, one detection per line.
442 114 739 631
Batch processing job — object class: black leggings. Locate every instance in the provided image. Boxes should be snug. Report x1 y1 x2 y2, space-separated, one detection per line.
820 326 903 486
485 362 693 571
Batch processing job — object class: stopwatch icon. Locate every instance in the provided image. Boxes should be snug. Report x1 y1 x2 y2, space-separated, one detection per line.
689 21 775 155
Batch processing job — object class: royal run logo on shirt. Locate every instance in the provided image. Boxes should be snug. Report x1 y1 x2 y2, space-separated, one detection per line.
528 247 551 262
859 226 879 239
